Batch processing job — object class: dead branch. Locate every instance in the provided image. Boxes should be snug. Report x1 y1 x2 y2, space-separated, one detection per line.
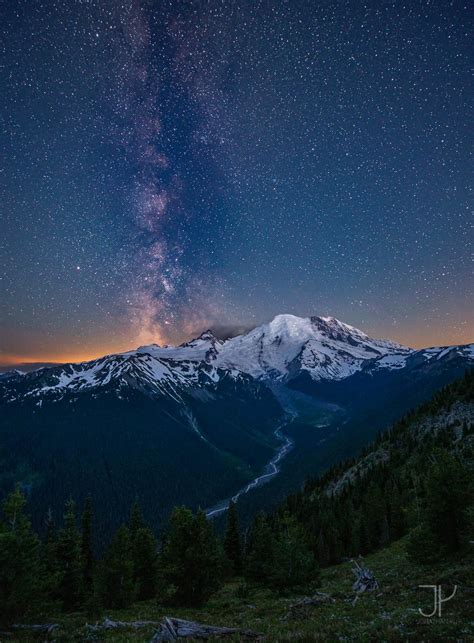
150 617 262 641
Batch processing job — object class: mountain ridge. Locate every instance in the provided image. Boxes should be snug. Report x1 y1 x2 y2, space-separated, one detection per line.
0 313 472 541
2 314 472 403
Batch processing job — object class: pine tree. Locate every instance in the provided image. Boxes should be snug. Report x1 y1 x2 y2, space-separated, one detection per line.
424 450 473 551
0 489 44 623
129 500 145 538
224 501 242 575
363 481 385 550
379 513 390 547
42 507 60 600
56 500 83 611
128 501 158 600
0 488 45 624
133 527 159 600
350 515 361 557
45 506 55 544
387 480 405 539
97 526 135 608
161 507 224 606
160 506 195 604
244 513 275 582
192 510 224 602
316 526 331 566
269 513 316 590
406 523 440 564
81 496 94 591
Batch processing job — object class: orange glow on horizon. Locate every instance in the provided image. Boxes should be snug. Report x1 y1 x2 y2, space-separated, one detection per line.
1 316 472 368
0 340 141 367
0 348 126 367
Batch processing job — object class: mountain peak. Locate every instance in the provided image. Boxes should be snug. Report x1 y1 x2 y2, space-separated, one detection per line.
136 342 162 351
270 313 304 324
197 329 218 341
310 315 366 337
180 329 221 347
267 314 314 334
266 314 367 343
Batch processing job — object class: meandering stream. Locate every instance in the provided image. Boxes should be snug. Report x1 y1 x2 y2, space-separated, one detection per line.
205 417 294 519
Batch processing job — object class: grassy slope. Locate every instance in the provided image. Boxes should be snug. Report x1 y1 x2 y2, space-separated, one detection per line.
18 538 473 641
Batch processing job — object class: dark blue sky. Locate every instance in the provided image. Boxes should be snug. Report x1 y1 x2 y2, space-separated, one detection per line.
2 0 472 363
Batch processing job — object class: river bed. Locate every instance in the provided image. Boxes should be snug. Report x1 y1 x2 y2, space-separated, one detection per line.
205 418 294 519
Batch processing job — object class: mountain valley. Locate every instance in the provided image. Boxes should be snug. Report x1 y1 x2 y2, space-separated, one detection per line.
1 314 472 541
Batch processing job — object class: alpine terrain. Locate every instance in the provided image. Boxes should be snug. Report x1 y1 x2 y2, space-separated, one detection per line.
1 314 472 540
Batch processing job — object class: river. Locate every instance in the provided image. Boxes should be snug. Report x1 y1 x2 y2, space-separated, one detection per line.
205 417 294 519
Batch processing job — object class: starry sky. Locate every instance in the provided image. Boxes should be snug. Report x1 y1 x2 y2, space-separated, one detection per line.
1 0 473 365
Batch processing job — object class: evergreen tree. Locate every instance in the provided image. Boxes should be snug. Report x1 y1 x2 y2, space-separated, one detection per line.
128 500 159 600
269 513 316 590
424 450 473 551
161 507 224 606
56 500 83 611
133 527 159 600
0 488 45 624
224 501 242 575
191 510 224 603
43 507 57 572
42 507 60 600
363 482 385 550
45 506 55 544
129 500 145 538
387 480 405 539
160 506 194 604
350 515 361 557
337 498 355 553
97 526 135 608
407 523 440 564
316 527 330 567
244 513 274 582
379 514 390 546
81 496 94 591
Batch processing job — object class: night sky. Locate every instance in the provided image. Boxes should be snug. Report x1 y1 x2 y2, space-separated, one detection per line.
2 0 472 365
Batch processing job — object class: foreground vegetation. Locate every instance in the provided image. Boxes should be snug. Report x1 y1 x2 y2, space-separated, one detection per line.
3 538 474 641
1 371 472 639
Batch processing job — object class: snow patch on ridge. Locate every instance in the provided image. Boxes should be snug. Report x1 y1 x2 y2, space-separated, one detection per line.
2 314 472 404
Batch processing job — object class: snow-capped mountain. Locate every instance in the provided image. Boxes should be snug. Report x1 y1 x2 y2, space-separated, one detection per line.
2 314 472 404
0 334 284 539
0 351 245 405
134 314 411 382
218 314 410 380
0 313 471 542
370 343 474 372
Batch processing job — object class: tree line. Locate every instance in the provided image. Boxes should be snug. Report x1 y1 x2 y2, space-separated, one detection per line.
1 370 472 625
270 369 474 568
0 490 318 625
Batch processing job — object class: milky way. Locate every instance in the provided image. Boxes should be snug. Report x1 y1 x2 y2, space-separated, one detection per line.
1 0 472 363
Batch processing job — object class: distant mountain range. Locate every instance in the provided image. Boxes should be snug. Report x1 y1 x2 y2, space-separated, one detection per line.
4 314 472 396
1 314 472 541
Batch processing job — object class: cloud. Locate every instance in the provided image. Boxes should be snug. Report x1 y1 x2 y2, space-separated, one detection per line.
210 324 255 340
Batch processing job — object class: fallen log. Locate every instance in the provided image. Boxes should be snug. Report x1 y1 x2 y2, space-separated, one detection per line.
11 616 261 639
150 617 262 641
12 623 59 634
86 617 161 631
